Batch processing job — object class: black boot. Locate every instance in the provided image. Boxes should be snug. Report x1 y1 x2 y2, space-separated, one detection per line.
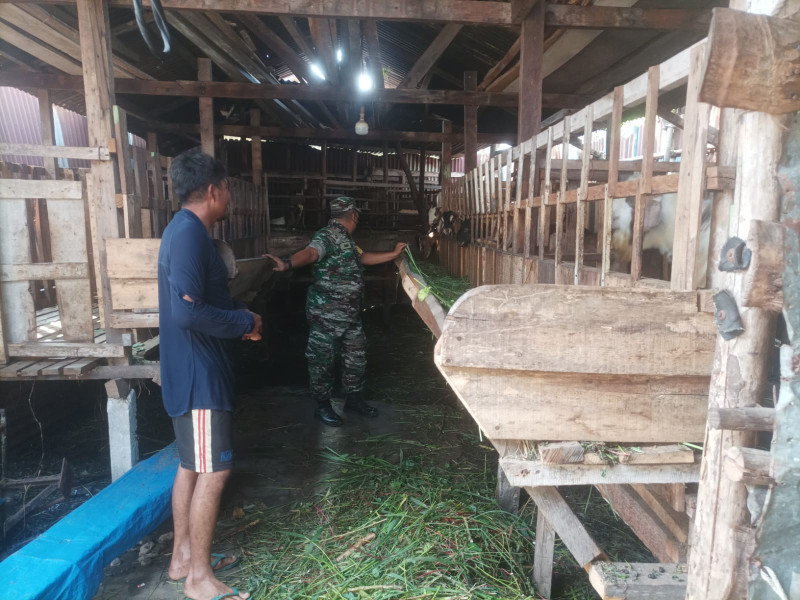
316 402 343 427
344 392 378 417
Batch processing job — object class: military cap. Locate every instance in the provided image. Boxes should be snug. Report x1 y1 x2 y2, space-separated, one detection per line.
330 196 361 218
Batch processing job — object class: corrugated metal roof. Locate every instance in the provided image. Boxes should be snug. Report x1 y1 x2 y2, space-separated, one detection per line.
0 86 144 169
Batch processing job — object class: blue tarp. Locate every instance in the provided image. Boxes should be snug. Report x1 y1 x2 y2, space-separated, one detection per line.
0 444 178 600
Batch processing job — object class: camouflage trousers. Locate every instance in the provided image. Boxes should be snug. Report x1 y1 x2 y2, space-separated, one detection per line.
305 314 366 405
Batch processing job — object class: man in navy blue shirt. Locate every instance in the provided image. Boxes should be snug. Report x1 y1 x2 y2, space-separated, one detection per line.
159 149 259 600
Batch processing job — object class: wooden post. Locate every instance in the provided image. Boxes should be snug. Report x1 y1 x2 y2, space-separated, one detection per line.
250 108 262 185
539 128 553 260
419 144 426 214
463 71 478 172
105 379 138 481
671 45 710 291
575 105 592 285
38 89 57 179
607 86 623 198
686 30 785 600
113 106 142 239
76 0 123 345
198 58 214 157
352 145 358 182
533 512 555 598
554 115 569 283
440 121 452 187
146 132 164 237
517 0 544 142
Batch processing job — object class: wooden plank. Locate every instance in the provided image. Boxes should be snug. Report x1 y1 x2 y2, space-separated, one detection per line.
113 105 143 239
0 283 7 364
105 238 160 279
631 484 690 543
574 105 592 285
110 279 158 310
701 8 800 115
503 458 699 487
584 444 695 465
588 562 688 600
539 442 584 464
629 182 645 282
600 184 611 286
651 483 686 514
0 143 109 162
538 128 552 260
18 359 59 377
0 194 36 344
48 191 94 342
0 179 82 200
525 486 605 568
640 66 659 194
108 312 159 329
399 24 462 89
146 132 165 236
554 115 569 283
670 44 709 292
546 4 709 30
40 357 80 375
532 511 555 599
439 369 709 443
438 285 716 376
0 19 83 75
61 357 100 375
26 0 514 24
8 343 125 358
198 58 214 156
37 89 58 181
1 263 89 282
0 360 37 377
597 484 686 563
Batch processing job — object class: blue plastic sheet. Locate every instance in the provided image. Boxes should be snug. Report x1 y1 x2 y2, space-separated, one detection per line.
0 444 178 600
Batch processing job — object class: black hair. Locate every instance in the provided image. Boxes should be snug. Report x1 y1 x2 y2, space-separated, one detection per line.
169 148 228 205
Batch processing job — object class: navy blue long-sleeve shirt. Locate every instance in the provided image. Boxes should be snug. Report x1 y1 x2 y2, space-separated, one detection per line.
157 209 254 417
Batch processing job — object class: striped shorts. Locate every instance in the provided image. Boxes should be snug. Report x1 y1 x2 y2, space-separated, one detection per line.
172 409 234 473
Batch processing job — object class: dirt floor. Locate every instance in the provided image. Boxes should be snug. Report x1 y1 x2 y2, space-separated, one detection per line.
3 292 655 599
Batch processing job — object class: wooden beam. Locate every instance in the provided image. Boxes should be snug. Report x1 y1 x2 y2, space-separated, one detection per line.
479 36 520 91
511 0 540 24
76 0 123 344
502 458 699 487
701 8 800 115
238 15 314 83
278 16 315 61
723 446 773 486
517 0 544 142
399 24 463 89
525 486 605 568
37 89 57 178
24 0 514 25
598 484 686 563
0 73 588 108
545 5 711 32
463 71 478 172
707 407 776 432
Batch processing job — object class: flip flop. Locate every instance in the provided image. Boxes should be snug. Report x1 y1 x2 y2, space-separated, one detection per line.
170 553 240 583
185 587 246 600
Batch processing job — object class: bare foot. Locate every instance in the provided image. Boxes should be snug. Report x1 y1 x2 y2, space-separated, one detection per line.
169 552 238 581
184 573 250 600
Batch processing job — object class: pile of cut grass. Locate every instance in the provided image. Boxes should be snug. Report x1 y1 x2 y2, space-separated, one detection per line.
240 451 538 599
404 250 472 310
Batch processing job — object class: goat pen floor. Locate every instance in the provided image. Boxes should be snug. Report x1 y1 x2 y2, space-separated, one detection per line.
83 304 653 600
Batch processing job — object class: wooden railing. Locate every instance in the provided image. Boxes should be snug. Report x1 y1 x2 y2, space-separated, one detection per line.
439 41 733 292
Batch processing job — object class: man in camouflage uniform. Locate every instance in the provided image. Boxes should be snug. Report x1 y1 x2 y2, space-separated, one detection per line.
266 197 406 426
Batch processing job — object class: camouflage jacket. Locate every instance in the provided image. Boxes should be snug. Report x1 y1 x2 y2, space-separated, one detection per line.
306 220 364 321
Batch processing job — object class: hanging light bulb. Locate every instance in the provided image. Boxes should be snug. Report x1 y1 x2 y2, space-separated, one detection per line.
355 106 368 136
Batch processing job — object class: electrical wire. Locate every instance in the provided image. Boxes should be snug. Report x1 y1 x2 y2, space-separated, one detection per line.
133 0 171 57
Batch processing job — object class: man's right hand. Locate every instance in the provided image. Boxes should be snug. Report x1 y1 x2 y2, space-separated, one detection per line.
243 311 262 341
263 253 288 272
